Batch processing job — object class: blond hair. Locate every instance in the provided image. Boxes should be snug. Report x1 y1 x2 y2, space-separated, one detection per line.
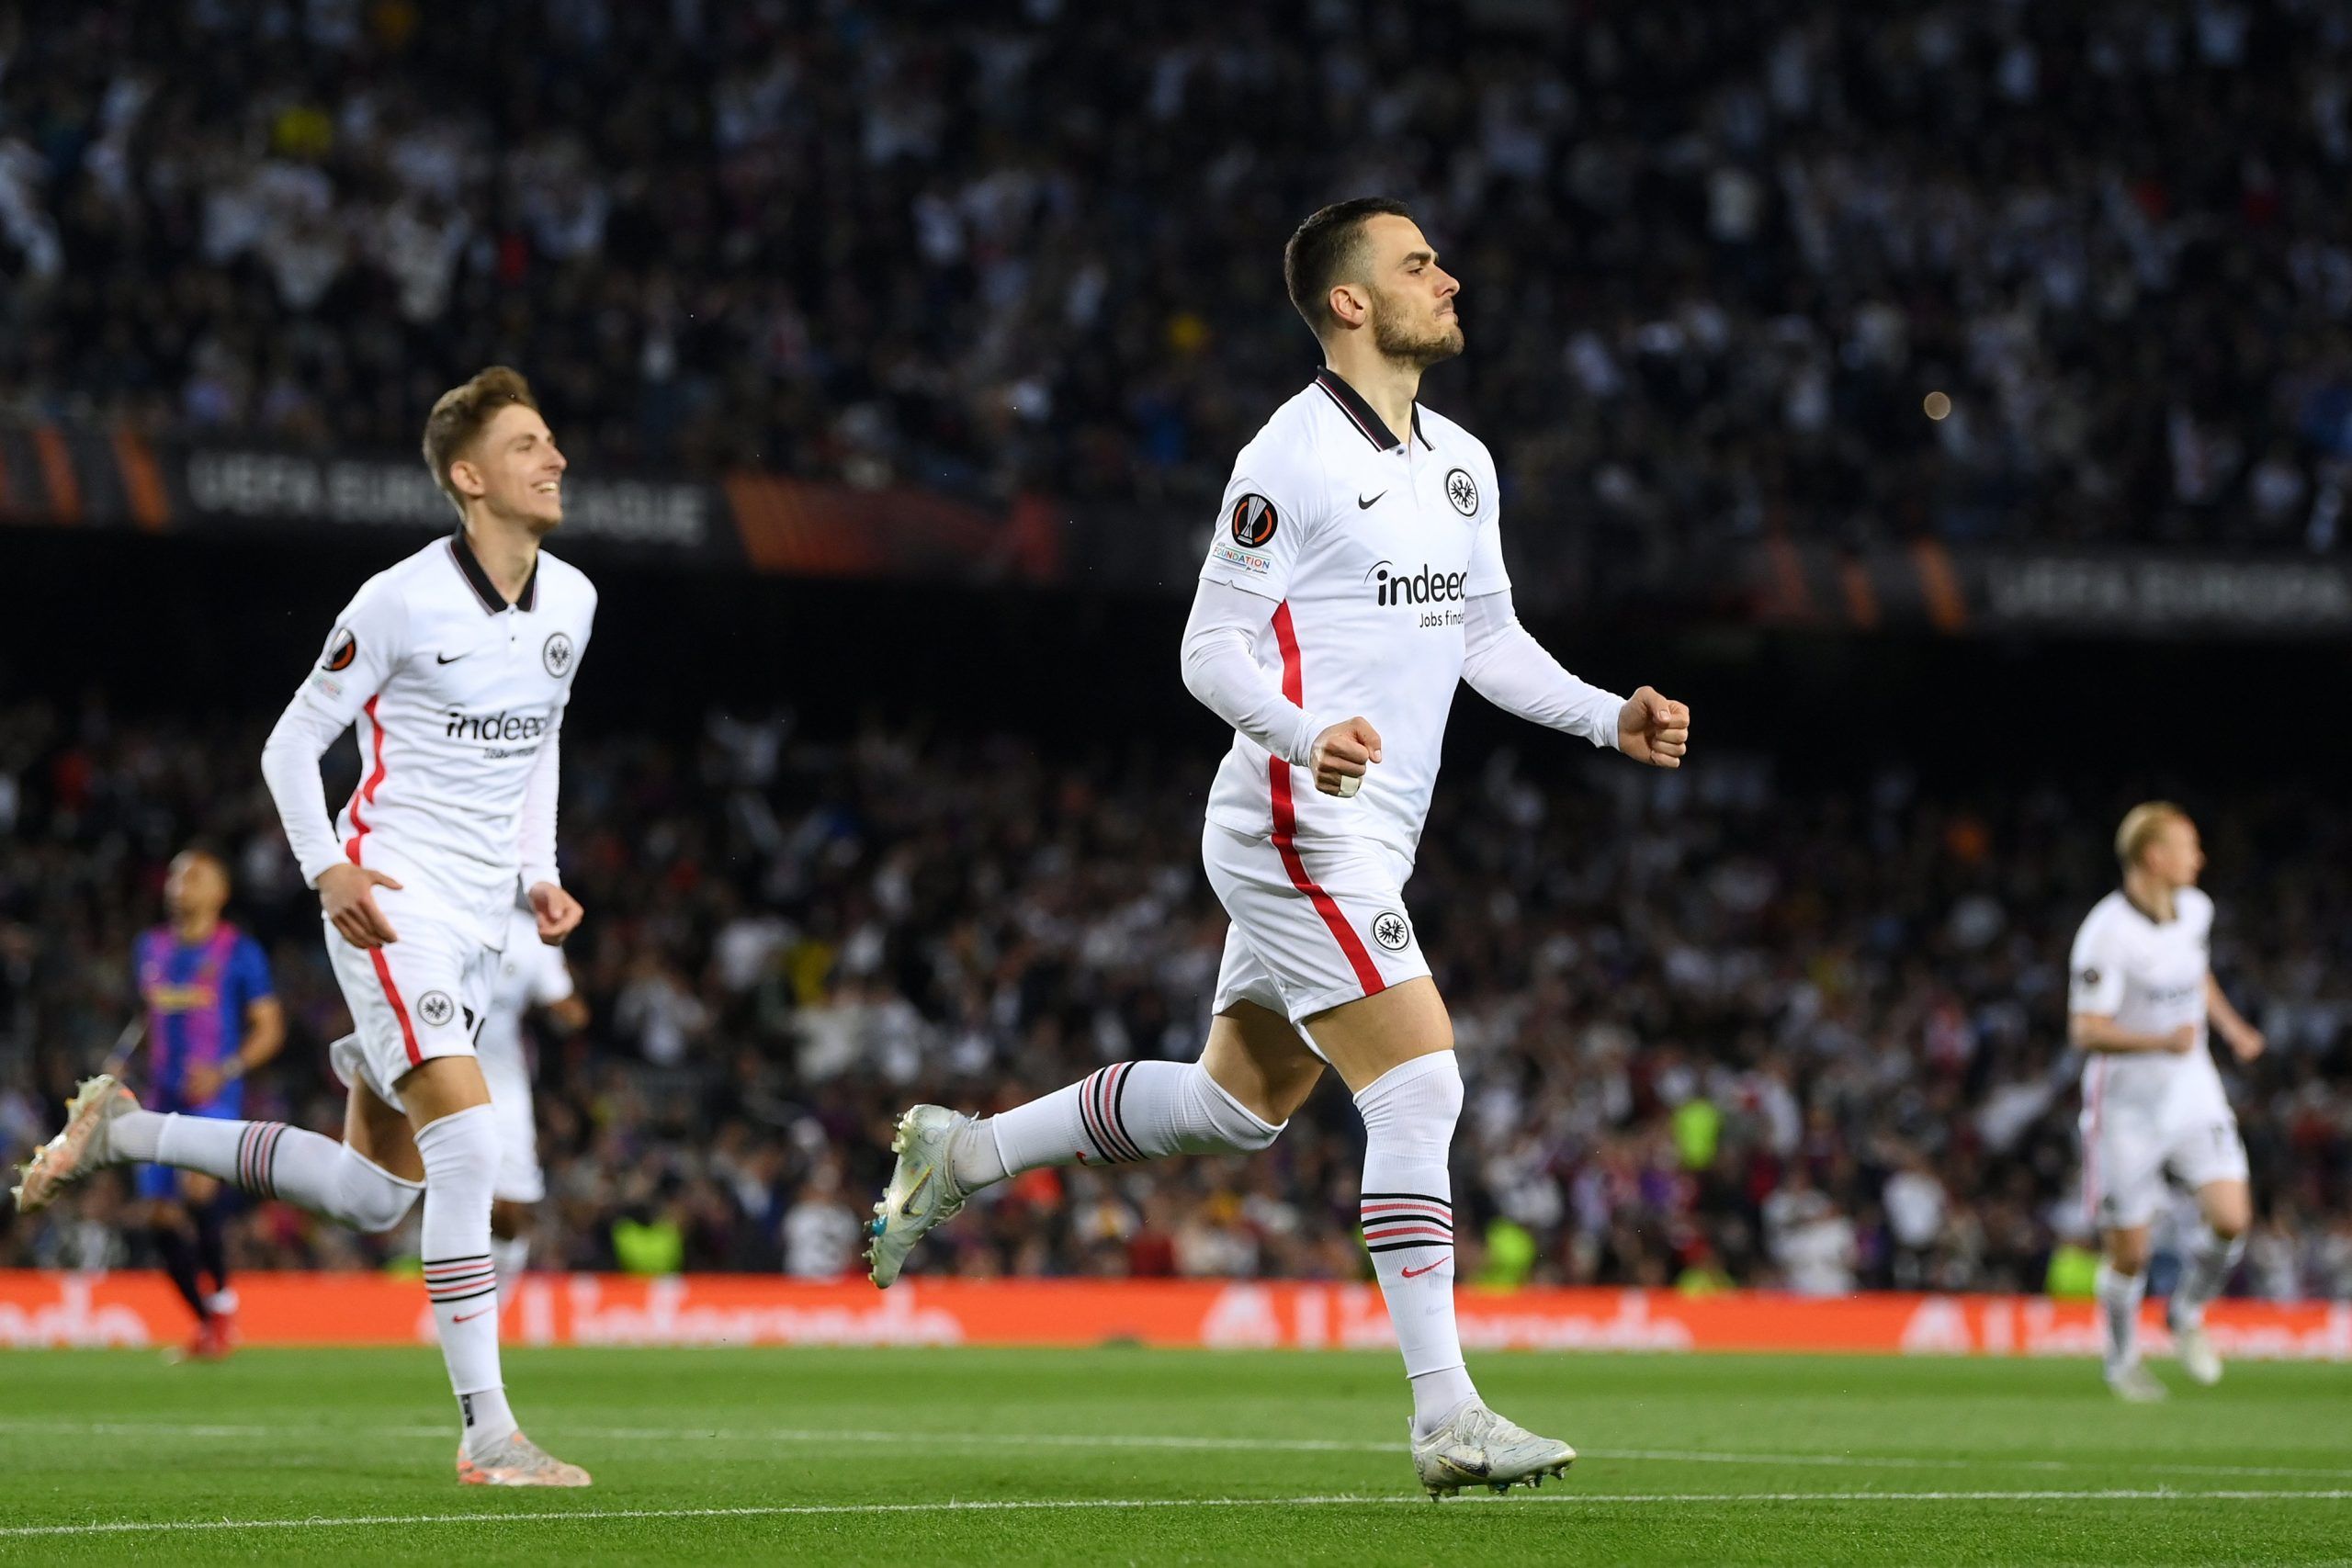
2114 801 2188 867
421 367 539 517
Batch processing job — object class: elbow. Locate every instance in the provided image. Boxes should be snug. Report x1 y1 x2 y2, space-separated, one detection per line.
2067 1015 2099 1050
1176 639 1215 708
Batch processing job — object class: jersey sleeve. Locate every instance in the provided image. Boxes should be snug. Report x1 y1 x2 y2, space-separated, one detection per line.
1464 442 1510 597
295 573 410 729
1197 440 1322 602
261 573 412 886
2068 909 2127 1016
232 934 277 1006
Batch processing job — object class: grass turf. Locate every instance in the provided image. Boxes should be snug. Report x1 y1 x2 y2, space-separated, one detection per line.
0 1347 2347 1565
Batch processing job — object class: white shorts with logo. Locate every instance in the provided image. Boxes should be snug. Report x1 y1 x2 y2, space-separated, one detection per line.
1203 822 1430 1041
2081 1081 2249 1231
323 888 492 1116
477 1035 543 1204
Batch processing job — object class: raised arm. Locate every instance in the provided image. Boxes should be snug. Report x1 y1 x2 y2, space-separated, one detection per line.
1461 590 1689 766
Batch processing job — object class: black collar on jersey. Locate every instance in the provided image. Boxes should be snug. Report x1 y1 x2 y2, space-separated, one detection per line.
1313 368 1436 453
447 528 538 614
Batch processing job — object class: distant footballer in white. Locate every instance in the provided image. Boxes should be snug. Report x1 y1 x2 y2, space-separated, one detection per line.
869 197 1690 1498
12 367 596 1486
2070 803 2265 1402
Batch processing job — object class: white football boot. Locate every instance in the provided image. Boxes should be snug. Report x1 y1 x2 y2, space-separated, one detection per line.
2105 1361 2170 1403
865 1105 973 1288
1411 1401 1577 1498
11 1076 137 1213
456 1431 593 1487
2171 1314 2223 1386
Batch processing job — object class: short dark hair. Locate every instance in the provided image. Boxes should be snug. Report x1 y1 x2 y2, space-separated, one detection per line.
422 367 540 516
1284 197 1414 337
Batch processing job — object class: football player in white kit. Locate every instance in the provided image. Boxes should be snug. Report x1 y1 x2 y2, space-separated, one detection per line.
13 368 597 1486
868 199 1690 1496
2070 802 2265 1402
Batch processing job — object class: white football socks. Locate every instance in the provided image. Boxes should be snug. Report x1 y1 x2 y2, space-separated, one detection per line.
962 1060 1283 1188
415 1106 515 1455
2172 1227 2245 1327
2095 1260 2147 1373
1356 1052 1478 1438
114 1111 421 1232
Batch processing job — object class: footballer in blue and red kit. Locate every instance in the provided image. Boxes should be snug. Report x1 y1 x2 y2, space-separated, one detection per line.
134 924 275 1184
130 850 284 1359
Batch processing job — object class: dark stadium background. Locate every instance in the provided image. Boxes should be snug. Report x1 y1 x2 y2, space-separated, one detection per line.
3 0 2347 1302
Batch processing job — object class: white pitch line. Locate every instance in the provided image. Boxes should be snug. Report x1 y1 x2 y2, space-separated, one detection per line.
3 1489 2351 1540
5 1418 2351 1481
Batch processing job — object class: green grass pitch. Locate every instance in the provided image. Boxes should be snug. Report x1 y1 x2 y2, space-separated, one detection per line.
2 1347 2347 1564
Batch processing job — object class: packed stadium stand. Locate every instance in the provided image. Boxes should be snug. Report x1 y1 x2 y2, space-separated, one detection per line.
2 1 2346 1316
4 0 2351 552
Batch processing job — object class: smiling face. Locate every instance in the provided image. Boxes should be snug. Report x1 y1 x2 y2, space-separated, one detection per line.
1350 214 1464 368
449 403 568 534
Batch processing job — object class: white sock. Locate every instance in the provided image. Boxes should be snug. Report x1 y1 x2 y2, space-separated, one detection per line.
966 1060 1283 1187
1355 1052 1478 1438
415 1106 515 1455
492 1235 531 1307
125 1111 420 1232
2172 1228 2245 1327
2096 1261 2147 1373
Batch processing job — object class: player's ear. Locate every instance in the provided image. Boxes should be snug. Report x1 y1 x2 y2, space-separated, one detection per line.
448 456 487 501
1328 281 1369 331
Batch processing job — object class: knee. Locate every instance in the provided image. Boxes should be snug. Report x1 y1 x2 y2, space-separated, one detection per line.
2208 1212 2249 1245
334 1146 424 1234
1187 1064 1284 1153
1353 1050 1463 1150
2105 1233 2151 1276
492 1199 534 1241
415 1103 501 1188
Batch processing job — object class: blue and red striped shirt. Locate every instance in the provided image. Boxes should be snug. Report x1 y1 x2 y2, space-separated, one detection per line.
134 922 274 1115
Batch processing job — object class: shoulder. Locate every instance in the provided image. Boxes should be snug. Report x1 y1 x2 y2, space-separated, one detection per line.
1419 405 1493 473
2075 893 2127 944
1236 388 1339 483
2178 886 2215 928
534 550 599 625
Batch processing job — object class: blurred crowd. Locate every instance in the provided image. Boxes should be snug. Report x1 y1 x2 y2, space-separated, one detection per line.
4 695 2347 1300
5 1 2352 567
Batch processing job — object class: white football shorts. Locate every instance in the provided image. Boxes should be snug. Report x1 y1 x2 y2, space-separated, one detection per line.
323 886 492 1116
1203 821 1430 1038
2081 1092 2250 1232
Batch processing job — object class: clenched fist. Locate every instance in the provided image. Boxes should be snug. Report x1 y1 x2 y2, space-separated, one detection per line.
1618 687 1691 768
1309 716 1383 797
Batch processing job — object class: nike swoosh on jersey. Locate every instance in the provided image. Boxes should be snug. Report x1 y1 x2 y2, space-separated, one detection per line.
435 650 474 665
1357 491 1386 509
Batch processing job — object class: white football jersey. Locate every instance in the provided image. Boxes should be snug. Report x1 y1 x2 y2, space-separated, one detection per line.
2069 886 2225 1118
278 530 595 947
480 903 575 1070
1197 371 1508 856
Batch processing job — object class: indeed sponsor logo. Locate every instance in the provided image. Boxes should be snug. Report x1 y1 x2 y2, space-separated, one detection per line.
1366 559 1468 609
447 708 550 742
